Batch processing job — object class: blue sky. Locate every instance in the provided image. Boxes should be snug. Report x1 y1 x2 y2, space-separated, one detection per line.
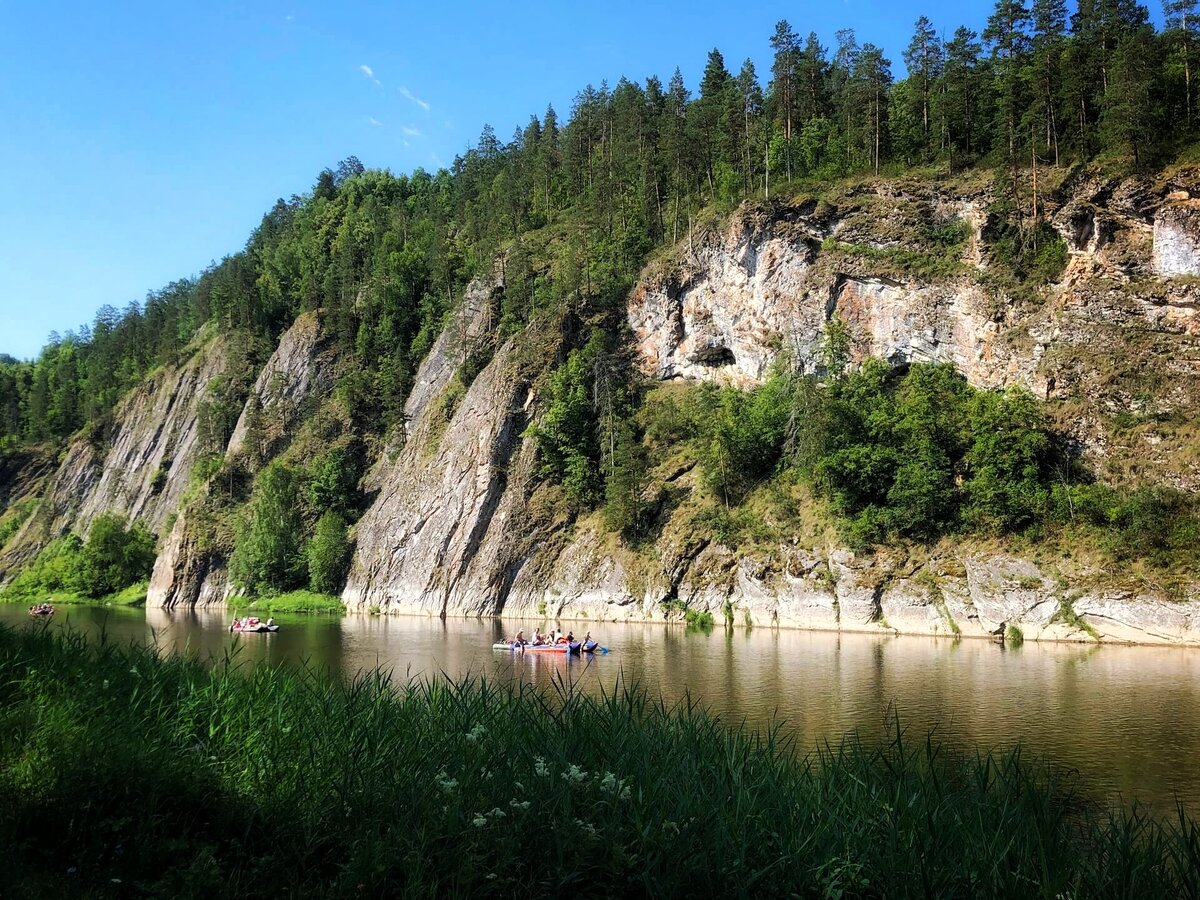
0 1 1162 360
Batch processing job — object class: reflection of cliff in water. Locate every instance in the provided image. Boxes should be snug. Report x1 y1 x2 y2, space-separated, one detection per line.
144 605 230 659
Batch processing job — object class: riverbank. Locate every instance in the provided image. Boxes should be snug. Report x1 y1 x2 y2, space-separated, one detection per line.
0 580 147 608
227 589 345 616
1 624 1197 898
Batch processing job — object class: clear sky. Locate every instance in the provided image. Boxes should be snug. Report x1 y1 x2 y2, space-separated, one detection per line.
0 1 1163 360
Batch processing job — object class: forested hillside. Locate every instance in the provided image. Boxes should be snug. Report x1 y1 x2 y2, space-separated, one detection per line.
4 3 1198 445
3 4 1200 625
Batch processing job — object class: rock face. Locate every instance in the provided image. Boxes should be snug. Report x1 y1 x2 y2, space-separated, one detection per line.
144 510 229 609
1 328 228 578
340 173 1200 645
343 276 551 614
629 215 819 385
629 200 1043 395
145 312 332 608
227 312 330 457
1153 200 1200 276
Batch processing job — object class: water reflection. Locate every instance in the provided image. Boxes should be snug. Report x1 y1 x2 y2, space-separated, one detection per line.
5 604 1200 813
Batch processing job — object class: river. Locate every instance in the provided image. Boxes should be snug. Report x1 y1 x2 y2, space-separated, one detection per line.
4 603 1199 814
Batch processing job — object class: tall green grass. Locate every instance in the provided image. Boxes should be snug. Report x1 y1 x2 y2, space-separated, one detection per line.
1 624 1198 898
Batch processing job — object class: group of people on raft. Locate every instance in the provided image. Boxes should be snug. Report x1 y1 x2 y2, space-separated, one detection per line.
28 602 54 617
507 628 600 652
229 616 274 632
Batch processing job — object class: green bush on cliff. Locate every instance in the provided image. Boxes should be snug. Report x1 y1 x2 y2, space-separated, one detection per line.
1 515 155 604
2 625 1198 898
307 511 350 595
73 514 156 598
651 360 1057 546
229 461 306 594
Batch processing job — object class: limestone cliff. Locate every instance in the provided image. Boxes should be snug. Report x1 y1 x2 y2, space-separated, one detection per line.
0 327 228 580
343 277 561 614
10 168 1200 646
146 312 333 608
342 168 1200 645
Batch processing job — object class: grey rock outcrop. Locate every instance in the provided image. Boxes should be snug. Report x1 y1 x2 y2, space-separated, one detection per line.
343 276 551 614
227 312 331 457
628 200 1043 395
1153 200 1200 276
0 328 228 578
145 312 332 608
145 510 229 609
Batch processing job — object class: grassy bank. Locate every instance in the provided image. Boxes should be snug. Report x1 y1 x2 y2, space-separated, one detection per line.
227 589 345 616
1 626 1198 898
0 580 147 608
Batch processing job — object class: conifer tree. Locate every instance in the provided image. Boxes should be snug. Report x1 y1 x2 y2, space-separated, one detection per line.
904 16 944 157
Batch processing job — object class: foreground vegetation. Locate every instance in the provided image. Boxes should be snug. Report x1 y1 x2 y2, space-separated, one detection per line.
2 625 1198 898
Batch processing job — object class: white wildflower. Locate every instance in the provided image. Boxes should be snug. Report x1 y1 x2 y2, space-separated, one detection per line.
465 723 486 744
574 818 598 837
533 757 549 777
473 815 488 827
561 764 588 784
487 807 506 819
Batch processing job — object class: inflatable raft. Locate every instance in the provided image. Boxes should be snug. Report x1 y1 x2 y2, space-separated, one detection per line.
492 640 608 654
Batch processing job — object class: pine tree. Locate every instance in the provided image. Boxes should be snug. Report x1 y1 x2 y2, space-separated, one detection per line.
942 27 984 163
855 45 893 174
984 0 1032 161
1164 0 1199 123
736 59 764 194
1029 0 1068 164
770 20 801 178
308 511 350 594
903 16 944 157
1103 29 1161 164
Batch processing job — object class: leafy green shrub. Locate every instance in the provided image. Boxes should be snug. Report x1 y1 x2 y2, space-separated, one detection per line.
528 339 603 506
0 535 83 602
74 514 156 598
694 375 790 507
230 461 306 595
802 361 1055 545
307 511 350 594
306 440 364 513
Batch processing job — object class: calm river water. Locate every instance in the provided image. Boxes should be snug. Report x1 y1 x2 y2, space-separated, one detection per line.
4 603 1199 814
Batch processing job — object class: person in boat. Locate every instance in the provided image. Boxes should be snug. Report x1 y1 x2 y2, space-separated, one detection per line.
266 618 275 628
532 629 546 646
508 629 526 647
582 631 596 651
